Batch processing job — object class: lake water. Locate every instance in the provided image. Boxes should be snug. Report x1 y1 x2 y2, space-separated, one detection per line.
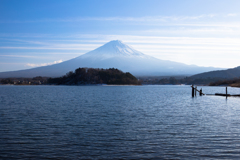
1 85 240 159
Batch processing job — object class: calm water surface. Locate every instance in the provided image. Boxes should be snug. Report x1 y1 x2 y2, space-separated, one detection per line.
1 85 240 159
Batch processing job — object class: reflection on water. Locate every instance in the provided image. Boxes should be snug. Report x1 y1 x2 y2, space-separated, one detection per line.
0 85 240 159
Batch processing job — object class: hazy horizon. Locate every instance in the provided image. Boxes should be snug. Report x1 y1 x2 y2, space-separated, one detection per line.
1 0 240 72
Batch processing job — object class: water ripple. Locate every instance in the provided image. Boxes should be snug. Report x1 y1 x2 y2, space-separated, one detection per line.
0 85 240 159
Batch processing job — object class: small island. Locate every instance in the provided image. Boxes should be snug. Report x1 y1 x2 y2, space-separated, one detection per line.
48 68 141 85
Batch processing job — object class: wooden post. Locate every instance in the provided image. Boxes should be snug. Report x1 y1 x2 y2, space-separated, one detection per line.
192 85 194 97
226 87 227 99
195 86 197 96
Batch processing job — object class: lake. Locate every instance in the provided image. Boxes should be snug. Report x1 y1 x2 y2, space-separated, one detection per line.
1 85 240 159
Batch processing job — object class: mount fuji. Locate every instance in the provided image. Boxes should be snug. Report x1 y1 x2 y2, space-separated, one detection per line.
0 40 220 78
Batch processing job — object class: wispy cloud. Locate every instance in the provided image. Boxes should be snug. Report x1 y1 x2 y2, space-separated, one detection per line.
25 60 63 67
0 14 220 23
80 14 217 21
0 46 96 50
0 55 40 58
226 13 237 17
1 35 240 52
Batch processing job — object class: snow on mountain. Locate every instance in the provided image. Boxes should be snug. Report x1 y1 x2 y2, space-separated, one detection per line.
79 40 146 59
0 40 221 78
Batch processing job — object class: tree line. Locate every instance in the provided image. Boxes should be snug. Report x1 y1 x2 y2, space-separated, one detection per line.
209 78 240 87
138 76 226 85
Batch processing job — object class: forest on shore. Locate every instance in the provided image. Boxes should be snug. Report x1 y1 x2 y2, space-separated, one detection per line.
209 78 240 87
138 76 224 85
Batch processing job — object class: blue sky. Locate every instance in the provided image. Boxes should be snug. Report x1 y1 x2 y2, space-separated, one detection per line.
1 0 240 72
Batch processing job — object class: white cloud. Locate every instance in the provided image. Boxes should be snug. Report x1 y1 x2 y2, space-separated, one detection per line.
226 13 237 17
25 60 63 67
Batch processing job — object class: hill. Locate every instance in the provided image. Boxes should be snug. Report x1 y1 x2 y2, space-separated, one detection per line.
209 78 240 87
48 68 141 85
190 66 240 79
0 40 221 78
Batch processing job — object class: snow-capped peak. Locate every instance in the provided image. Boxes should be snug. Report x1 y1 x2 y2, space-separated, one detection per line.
80 40 145 59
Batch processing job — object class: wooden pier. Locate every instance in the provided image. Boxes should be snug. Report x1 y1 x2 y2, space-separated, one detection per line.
191 85 240 98
191 85 204 97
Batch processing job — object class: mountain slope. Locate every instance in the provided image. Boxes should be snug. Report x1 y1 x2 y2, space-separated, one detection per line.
190 66 240 79
0 40 221 78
